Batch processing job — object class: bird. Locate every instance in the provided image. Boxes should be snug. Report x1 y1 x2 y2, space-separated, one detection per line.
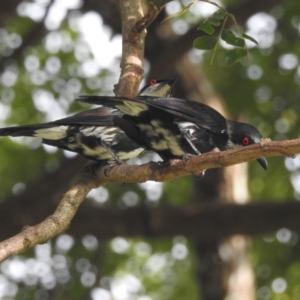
0 78 177 164
77 95 268 170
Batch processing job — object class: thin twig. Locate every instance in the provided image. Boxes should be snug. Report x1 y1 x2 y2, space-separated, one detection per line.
129 2 166 39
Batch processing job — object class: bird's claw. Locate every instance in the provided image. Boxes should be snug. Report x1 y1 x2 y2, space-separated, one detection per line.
104 160 124 176
182 153 195 162
182 152 205 178
89 159 124 177
104 164 115 176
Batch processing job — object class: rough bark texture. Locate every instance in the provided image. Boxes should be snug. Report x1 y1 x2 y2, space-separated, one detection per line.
114 0 145 97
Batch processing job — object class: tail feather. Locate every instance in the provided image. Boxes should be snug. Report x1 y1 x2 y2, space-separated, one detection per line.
0 107 117 139
0 124 50 137
0 124 69 140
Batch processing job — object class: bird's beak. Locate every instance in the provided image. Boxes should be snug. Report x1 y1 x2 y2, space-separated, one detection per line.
257 157 268 170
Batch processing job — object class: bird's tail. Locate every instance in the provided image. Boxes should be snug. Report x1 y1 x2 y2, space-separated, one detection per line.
0 123 68 140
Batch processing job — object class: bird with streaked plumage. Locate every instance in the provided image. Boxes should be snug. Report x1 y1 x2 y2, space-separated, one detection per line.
0 78 177 164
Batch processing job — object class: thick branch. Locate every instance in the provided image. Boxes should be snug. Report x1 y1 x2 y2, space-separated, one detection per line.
90 139 298 186
0 167 94 261
0 138 298 261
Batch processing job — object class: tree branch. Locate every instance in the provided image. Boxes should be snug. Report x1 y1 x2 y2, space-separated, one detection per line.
0 167 94 261
0 138 298 261
90 138 297 185
114 0 145 97
129 2 166 38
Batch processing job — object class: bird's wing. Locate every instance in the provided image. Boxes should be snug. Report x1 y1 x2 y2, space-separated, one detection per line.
78 96 227 134
53 107 116 126
144 97 227 134
77 96 148 116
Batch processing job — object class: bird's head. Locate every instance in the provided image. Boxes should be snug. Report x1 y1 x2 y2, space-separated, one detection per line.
139 78 178 97
226 121 268 170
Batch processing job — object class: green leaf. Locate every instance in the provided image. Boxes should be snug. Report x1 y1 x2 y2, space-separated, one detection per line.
207 18 222 26
221 29 235 40
221 29 245 47
243 33 258 45
198 23 215 35
193 36 218 50
211 8 227 20
206 8 227 26
225 48 247 65
228 37 245 48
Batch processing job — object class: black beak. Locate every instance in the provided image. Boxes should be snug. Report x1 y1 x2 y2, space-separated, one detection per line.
257 157 268 170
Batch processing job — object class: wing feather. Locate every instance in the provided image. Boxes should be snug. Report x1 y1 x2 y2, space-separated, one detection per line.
77 96 227 133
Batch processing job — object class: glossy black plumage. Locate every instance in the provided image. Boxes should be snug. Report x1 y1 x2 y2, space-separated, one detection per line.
78 95 268 170
0 79 177 163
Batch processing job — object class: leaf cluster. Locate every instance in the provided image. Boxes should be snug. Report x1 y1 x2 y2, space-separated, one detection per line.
193 7 258 65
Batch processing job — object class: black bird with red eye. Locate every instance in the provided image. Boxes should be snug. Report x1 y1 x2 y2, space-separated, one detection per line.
78 92 268 170
242 137 250 146
222 121 267 169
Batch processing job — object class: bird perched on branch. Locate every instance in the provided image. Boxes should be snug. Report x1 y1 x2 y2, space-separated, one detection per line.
77 94 268 170
0 78 177 164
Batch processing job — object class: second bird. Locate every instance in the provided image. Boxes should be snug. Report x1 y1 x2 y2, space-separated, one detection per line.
0 79 177 164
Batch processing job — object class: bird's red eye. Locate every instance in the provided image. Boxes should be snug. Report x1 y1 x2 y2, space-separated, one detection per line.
242 137 250 146
150 79 157 85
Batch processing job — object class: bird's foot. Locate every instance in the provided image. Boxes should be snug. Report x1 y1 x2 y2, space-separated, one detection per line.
104 160 125 176
88 160 124 177
182 153 195 162
182 152 205 178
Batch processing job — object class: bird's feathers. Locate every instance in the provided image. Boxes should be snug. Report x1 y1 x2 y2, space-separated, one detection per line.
0 108 116 138
77 95 227 134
